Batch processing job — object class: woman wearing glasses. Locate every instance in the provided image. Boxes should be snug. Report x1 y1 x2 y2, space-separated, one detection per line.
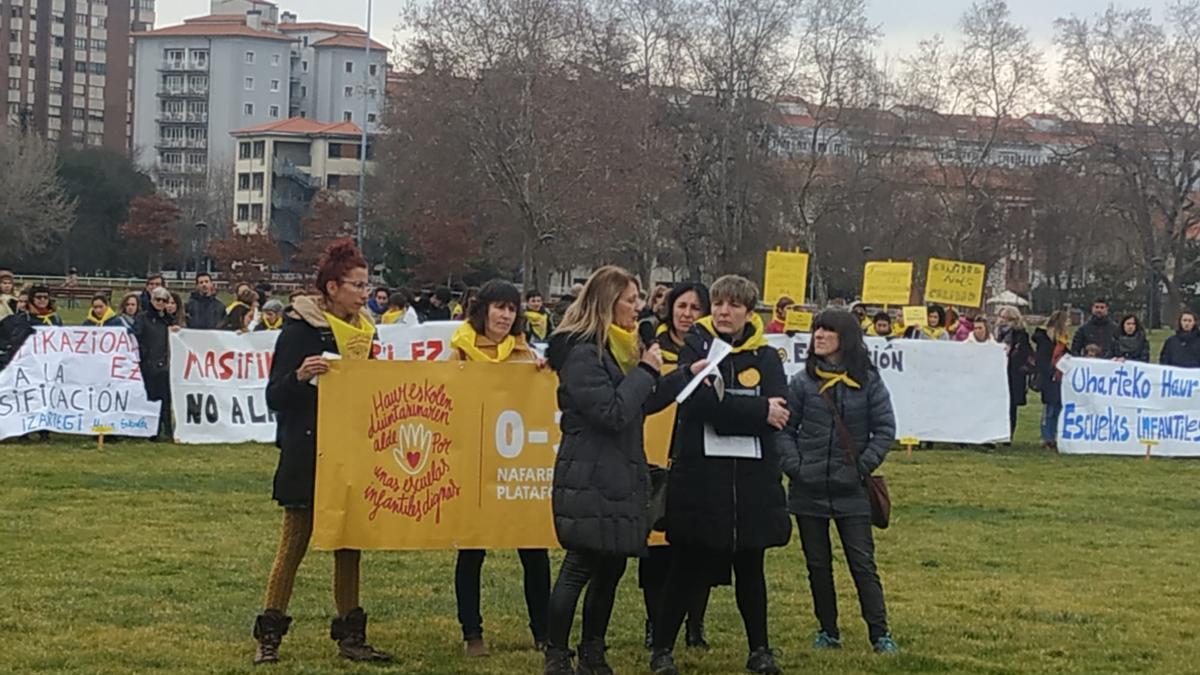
133 287 178 441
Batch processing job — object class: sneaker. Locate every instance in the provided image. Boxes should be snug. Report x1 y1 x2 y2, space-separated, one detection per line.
746 647 782 674
873 635 900 654
812 630 842 649
464 637 489 657
650 648 679 675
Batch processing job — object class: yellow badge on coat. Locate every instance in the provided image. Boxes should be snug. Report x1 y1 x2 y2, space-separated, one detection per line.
738 368 762 388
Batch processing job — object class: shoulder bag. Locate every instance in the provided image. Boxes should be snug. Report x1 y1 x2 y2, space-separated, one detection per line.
820 390 891 529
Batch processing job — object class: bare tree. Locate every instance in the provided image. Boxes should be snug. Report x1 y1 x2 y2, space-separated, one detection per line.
0 131 76 261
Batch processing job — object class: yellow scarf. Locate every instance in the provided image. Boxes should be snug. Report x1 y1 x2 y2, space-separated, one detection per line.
226 300 248 315
920 325 947 340
525 310 550 340
695 314 768 353
655 323 680 363
816 367 862 394
260 315 283 330
451 321 517 363
607 324 641 373
380 309 403 325
85 307 115 326
324 312 374 361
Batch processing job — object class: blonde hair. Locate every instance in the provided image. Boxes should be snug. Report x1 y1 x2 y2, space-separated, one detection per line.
998 305 1025 329
554 266 639 350
1044 310 1069 341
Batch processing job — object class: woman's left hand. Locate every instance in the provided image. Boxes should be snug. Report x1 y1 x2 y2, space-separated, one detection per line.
689 359 710 375
169 325 181 333
535 358 549 371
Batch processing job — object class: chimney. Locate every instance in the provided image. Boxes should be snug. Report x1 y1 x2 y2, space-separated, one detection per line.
281 12 297 25
246 9 262 31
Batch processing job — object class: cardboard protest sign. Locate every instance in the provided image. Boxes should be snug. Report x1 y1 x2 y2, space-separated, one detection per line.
862 262 913 305
925 258 986 307
763 250 809 305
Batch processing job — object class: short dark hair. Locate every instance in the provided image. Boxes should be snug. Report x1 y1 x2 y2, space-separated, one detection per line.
91 293 109 304
1093 297 1109 306
873 311 891 324
664 282 710 335
807 309 871 385
196 272 212 283
468 280 525 336
147 273 164 283
388 291 409 309
374 286 390 297
1179 309 1198 331
434 286 452 303
927 304 946 326
526 289 543 301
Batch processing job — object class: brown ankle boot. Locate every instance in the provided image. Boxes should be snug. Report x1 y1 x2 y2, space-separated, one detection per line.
252 609 291 665
330 607 392 662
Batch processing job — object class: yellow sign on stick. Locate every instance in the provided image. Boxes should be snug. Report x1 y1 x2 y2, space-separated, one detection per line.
925 258 986 307
763 250 809 306
785 308 813 333
862 261 913 306
902 306 927 327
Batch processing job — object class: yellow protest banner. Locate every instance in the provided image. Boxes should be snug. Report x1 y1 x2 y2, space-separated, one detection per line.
925 258 986 307
313 361 675 550
785 308 813 333
902 306 927 327
862 261 913 306
763 250 809 305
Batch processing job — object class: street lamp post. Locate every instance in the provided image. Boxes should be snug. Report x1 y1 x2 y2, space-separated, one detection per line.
355 0 373 255
1149 256 1164 329
195 220 209 277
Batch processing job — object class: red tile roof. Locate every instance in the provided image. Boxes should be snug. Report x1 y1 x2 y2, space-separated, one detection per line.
311 34 390 52
278 22 366 35
134 16 294 42
232 118 364 137
183 14 245 24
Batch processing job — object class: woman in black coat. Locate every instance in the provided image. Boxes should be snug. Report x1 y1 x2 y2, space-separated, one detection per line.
1114 314 1151 362
1031 311 1070 450
133 287 177 440
1160 310 1200 368
777 308 898 654
251 240 391 666
650 276 792 675
996 306 1032 437
543 266 694 675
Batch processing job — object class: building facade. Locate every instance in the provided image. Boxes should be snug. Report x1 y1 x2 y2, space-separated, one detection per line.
1 0 156 151
278 17 387 132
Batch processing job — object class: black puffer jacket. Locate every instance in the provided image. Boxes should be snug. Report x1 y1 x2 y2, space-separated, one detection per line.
133 309 175 401
666 319 792 552
184 292 226 330
1071 316 1119 358
1114 331 1150 363
1160 329 1200 368
777 362 896 519
547 333 680 556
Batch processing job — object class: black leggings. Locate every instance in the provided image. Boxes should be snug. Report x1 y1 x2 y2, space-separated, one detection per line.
653 547 768 652
455 548 550 642
640 547 711 631
546 549 627 649
797 515 889 642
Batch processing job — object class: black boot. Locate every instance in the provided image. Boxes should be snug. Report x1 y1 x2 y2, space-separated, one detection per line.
644 619 654 650
330 607 392 662
684 615 709 650
543 646 574 675
746 647 781 674
650 648 680 675
576 639 613 675
252 609 291 665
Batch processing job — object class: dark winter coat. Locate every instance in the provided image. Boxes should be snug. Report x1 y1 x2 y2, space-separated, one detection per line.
1114 331 1150 363
777 362 895 519
1001 326 1033 407
185 291 226 330
1031 329 1065 406
665 320 792 552
547 333 681 557
0 312 35 369
1071 316 1119 358
1160 329 1200 368
133 309 175 401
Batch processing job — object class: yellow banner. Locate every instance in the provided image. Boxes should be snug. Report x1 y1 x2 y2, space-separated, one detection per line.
924 258 986 307
763 250 809 305
861 261 913 306
785 308 813 333
313 361 675 550
902 306 927 327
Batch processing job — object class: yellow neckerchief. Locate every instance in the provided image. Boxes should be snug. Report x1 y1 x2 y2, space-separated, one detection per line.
860 316 872 331
695 313 768 353
525 309 550 340
380 309 403 325
892 323 906 337
947 318 960 334
451 321 517 363
226 300 248 315
607 323 641 373
33 311 59 325
450 302 464 320
1056 332 1070 346
920 325 947 340
815 367 862 394
85 307 116 326
260 314 283 330
323 311 374 360
655 322 682 363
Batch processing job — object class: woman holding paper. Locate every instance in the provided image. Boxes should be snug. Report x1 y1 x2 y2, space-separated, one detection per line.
448 279 551 658
253 239 391 666
650 275 791 675
776 308 899 655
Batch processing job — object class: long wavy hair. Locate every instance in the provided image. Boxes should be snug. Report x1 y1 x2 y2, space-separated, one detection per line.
806 309 871 385
554 265 638 350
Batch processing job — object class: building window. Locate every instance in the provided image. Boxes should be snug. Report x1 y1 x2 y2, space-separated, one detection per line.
345 61 354 74
252 173 265 190
300 85 307 97
245 51 255 64
92 39 107 51
301 60 309 72
75 37 88 50
167 49 185 64
369 64 378 77
271 54 281 66
239 142 252 159
244 103 254 116
327 175 342 190
253 141 265 159
238 173 251 190
270 79 280 92
251 204 264 222
237 204 250 220
344 86 354 98
368 88 377 98
245 77 254 90
187 153 206 167
269 105 280 118
367 113 377 124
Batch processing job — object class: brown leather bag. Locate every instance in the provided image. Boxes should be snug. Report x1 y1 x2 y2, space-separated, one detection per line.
820 390 891 529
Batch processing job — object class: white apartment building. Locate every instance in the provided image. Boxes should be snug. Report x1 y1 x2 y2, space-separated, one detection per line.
277 17 387 131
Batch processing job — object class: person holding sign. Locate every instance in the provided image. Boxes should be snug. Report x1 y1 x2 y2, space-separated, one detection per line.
448 280 551 658
650 275 791 675
866 312 897 341
777 309 899 655
904 305 950 340
252 240 392 666
765 296 793 334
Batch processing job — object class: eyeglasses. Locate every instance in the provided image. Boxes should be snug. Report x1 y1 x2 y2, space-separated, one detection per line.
33 294 50 300
152 297 167 304
341 281 371 291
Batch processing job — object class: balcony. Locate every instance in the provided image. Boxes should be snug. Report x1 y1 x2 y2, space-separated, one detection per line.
156 137 209 150
158 163 208 175
272 157 322 190
158 110 208 124
159 60 209 73
157 83 209 98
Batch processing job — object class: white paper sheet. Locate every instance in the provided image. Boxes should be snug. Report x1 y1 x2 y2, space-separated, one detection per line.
703 424 762 459
675 338 734 404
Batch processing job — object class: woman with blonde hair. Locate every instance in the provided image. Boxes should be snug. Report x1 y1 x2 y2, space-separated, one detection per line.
1031 310 1069 450
996 306 1032 438
542 266 702 675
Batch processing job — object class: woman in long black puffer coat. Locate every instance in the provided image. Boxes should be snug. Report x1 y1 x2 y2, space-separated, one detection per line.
133 286 176 440
996 305 1033 438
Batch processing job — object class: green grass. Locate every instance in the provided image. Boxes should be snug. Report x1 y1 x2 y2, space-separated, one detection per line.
3 402 1200 674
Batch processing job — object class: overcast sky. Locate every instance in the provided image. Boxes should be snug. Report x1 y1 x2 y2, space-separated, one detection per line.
158 0 1174 65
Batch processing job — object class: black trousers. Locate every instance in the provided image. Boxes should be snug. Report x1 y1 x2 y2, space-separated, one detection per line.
796 515 889 642
639 547 711 631
546 549 627 649
455 548 550 641
653 546 768 652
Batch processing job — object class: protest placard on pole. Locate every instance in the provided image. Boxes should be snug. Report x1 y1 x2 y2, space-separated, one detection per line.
925 257 986 307
785 308 813 333
862 261 913 305
763 249 809 306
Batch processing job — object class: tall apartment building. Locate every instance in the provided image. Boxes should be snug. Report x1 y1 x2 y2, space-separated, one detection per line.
277 17 387 129
1 0 156 151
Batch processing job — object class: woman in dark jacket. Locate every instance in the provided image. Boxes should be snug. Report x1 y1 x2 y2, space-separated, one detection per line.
27 285 63 326
651 275 792 675
1160 310 1200 368
252 240 391 666
777 308 898 655
543 266 693 675
133 287 176 440
996 306 1032 437
1031 311 1069 450
1114 314 1150 362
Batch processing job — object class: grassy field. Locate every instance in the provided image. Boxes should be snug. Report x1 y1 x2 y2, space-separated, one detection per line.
3 400 1200 675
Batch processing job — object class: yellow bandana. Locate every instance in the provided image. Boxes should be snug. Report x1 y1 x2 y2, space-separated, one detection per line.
261 315 283 330
226 300 248 315
816 367 862 394
920 325 947 340
607 324 641 373
451 321 516 363
525 310 550 340
34 312 59 326
324 312 374 361
655 322 680 363
380 309 403 325
695 314 768 353
85 307 115 326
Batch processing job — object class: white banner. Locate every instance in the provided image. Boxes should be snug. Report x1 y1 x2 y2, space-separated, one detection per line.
1058 356 1200 457
0 327 159 439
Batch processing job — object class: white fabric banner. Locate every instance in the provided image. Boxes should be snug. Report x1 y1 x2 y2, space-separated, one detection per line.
0 327 159 439
1057 356 1200 457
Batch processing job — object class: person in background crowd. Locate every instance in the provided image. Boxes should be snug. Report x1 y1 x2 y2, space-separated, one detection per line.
229 282 253 313
449 280 550 658
256 282 274 305
966 316 995 343
426 286 453 321
1160 310 1200 368
651 275 790 675
256 300 285 331
1071 297 1119 358
526 289 555 344
62 266 79 309
381 291 421 326
906 305 950 340
1082 343 1104 358
849 302 869 331
996 306 1032 437
221 303 254 333
114 293 141 331
867 312 894 339
777 308 899 657
0 285 33 368
83 293 117 326
134 287 178 441
1114 314 1150 362
0 269 16 317
167 292 186 329
185 272 225 330
947 307 974 341
139 273 165 311
553 283 584 325
368 287 390 321
1032 311 1070 451
254 239 392 666
543 266 691 675
27 285 63 326
457 287 480 321
765 296 794 334
641 282 715 652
